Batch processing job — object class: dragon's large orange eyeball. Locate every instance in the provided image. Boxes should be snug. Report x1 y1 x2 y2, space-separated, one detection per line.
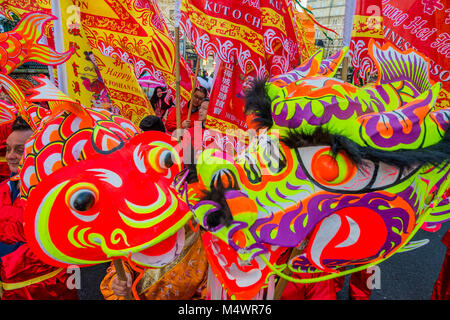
311 147 356 186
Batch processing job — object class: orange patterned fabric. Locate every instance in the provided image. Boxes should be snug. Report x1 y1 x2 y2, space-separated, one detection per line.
100 230 208 300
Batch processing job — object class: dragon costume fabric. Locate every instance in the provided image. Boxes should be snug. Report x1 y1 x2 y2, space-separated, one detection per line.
0 71 191 273
0 11 198 299
0 12 73 75
180 40 450 299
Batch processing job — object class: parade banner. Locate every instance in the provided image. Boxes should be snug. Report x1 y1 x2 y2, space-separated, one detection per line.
348 0 384 85
52 0 114 110
294 9 316 62
180 0 266 78
93 51 155 125
182 0 305 139
0 0 51 18
205 59 248 135
381 0 449 107
79 0 194 110
261 0 301 76
141 0 195 108
349 0 449 108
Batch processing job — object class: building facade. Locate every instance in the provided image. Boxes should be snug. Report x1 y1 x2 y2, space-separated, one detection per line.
307 0 346 56
156 0 215 73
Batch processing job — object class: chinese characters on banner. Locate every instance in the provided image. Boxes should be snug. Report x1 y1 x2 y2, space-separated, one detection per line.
382 0 449 107
78 0 167 125
180 0 266 78
54 0 114 111
79 0 194 117
348 0 384 84
205 59 248 135
349 0 449 108
181 0 303 138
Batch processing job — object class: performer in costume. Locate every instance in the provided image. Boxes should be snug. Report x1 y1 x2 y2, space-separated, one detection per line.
101 226 208 300
164 87 207 134
0 122 12 182
183 42 450 300
0 117 78 300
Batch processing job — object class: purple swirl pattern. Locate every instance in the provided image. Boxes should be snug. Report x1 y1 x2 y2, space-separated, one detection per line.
359 88 435 149
272 94 372 128
250 192 412 264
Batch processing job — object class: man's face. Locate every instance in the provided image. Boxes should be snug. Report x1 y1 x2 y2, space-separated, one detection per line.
198 101 209 121
192 90 206 108
6 130 33 173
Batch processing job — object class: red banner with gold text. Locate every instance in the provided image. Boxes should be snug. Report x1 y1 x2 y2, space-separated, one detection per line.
180 0 266 77
349 0 384 84
381 0 449 108
205 59 248 136
349 0 449 107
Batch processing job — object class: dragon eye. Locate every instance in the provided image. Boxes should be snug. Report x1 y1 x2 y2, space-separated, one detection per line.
66 183 99 213
310 147 356 186
147 146 178 173
70 190 96 212
298 146 417 193
159 150 174 169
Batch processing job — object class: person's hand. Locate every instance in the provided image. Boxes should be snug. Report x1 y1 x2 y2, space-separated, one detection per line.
111 272 132 298
182 119 191 129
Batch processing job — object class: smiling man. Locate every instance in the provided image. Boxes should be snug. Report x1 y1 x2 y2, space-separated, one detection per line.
0 116 78 300
5 117 33 176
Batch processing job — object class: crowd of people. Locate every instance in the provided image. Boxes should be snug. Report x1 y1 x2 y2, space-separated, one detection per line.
0 84 448 301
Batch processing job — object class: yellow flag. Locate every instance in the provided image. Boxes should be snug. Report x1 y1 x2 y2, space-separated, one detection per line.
55 0 154 125
92 50 155 125
55 0 113 110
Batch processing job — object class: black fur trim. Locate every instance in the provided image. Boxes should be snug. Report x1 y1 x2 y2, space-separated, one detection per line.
201 190 233 229
282 127 450 169
200 169 240 228
281 127 334 149
244 78 273 129
184 163 198 184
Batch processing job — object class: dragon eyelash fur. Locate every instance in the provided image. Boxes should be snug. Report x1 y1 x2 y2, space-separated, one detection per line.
194 78 450 230
244 78 273 130
244 78 450 170
282 127 450 170
200 170 239 229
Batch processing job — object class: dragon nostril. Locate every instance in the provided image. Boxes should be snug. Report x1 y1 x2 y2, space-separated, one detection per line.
71 190 96 212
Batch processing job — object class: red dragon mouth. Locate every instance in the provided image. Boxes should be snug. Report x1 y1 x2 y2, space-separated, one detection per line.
129 228 185 268
305 206 388 273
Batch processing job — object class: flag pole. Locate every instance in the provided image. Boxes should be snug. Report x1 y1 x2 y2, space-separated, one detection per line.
113 259 132 300
174 0 182 141
342 0 356 81
341 57 349 81
187 56 201 121
175 28 181 140
50 0 68 94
